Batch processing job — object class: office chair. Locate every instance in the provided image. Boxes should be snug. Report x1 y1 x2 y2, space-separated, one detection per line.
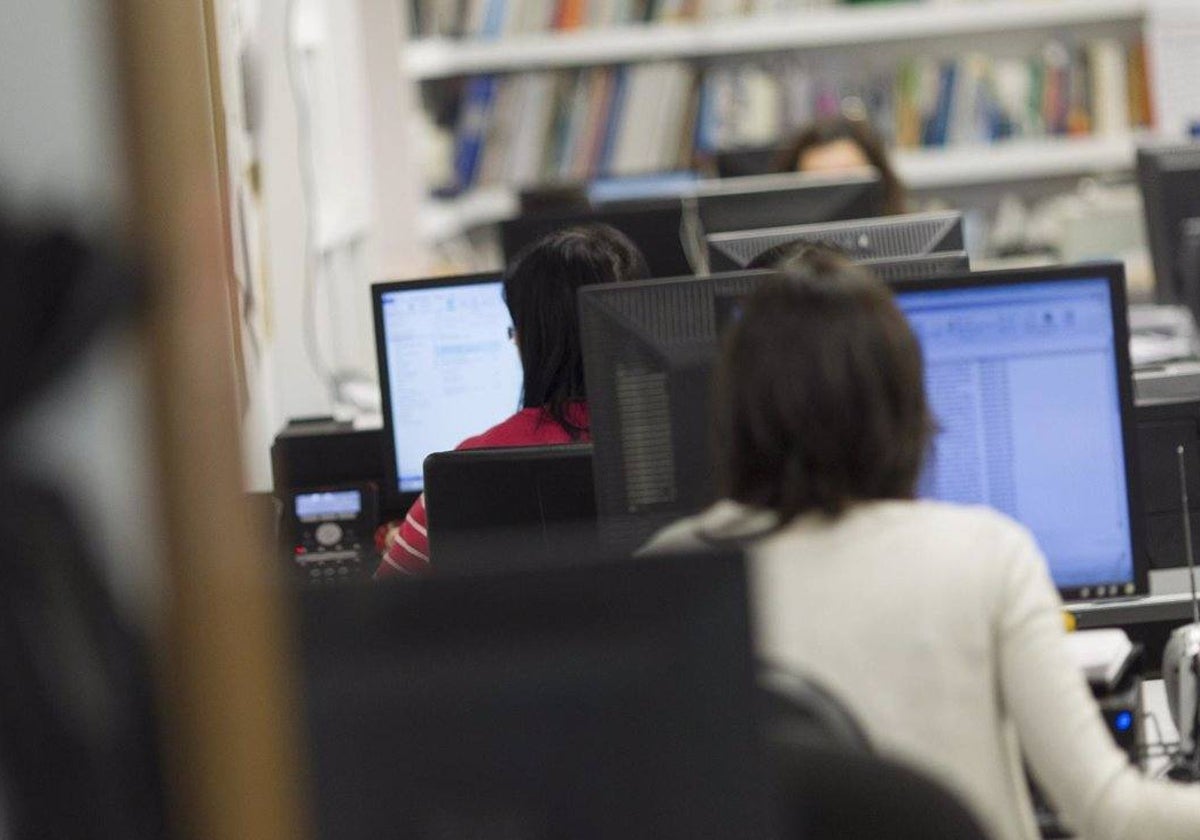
757 667 990 839
759 666 871 754
771 741 991 840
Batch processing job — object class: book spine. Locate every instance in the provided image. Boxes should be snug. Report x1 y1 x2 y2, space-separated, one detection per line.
453 75 498 190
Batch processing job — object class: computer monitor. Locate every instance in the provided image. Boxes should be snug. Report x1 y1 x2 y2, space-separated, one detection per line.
714 145 783 179
587 171 699 204
372 274 523 508
706 211 966 274
579 263 1147 599
892 265 1145 600
579 270 771 547
1138 144 1200 304
423 444 597 575
501 171 885 279
1138 144 1200 320
500 199 695 278
298 551 772 840
691 169 885 237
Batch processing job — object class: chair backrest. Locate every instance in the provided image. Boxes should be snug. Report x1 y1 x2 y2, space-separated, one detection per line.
771 742 992 840
423 444 598 575
759 666 871 755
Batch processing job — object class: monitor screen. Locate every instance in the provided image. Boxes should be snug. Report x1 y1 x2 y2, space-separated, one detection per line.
375 276 523 497
894 275 1137 597
587 171 699 204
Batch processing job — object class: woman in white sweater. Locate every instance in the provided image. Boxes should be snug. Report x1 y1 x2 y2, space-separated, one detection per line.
643 253 1200 840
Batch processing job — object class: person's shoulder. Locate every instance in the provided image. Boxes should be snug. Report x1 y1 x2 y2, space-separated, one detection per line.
456 409 545 450
457 405 588 450
894 499 1043 563
640 500 776 555
888 498 1028 533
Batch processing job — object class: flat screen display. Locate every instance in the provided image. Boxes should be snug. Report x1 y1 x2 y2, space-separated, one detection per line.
296 490 362 522
894 276 1136 596
377 278 523 494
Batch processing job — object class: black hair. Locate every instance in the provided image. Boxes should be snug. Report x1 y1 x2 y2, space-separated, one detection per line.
503 223 650 438
775 116 906 215
716 249 933 522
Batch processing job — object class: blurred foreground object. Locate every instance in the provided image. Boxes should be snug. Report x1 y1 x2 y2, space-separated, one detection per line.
0 218 166 839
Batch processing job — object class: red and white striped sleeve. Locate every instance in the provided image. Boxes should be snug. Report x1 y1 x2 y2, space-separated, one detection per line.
374 494 431 578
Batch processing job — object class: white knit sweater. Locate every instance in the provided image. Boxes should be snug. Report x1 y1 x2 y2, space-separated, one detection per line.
644 499 1200 840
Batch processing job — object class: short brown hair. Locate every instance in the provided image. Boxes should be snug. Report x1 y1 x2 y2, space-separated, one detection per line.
716 250 933 522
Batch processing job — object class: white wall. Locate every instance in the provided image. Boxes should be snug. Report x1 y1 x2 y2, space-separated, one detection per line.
238 0 428 488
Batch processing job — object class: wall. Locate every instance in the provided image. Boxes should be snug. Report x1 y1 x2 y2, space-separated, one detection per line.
237 0 429 488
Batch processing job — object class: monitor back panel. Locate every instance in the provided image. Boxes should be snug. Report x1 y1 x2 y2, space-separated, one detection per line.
500 202 694 278
424 444 598 575
706 210 964 270
298 552 772 840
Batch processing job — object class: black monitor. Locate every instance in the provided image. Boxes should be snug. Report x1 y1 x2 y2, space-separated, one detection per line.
714 145 783 179
1138 144 1200 316
500 171 885 279
372 274 523 509
706 211 966 274
579 270 771 547
1134 396 1200 572
579 263 1147 600
691 169 886 237
298 551 772 840
500 200 696 278
423 443 597 575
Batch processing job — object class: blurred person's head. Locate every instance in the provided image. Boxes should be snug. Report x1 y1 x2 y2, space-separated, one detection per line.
745 238 849 272
715 249 932 523
777 116 905 215
503 223 650 437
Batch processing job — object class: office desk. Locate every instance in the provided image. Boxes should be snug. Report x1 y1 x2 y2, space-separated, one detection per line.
1067 570 1200 677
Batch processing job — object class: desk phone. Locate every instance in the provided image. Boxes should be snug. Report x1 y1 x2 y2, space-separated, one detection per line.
287 483 378 583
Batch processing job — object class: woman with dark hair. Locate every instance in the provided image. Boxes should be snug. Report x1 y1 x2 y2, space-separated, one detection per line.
376 224 649 577
776 116 906 215
645 251 1200 840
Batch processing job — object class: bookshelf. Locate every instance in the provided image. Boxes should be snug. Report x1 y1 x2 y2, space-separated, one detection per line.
403 0 1153 241
419 132 1144 237
406 0 1147 80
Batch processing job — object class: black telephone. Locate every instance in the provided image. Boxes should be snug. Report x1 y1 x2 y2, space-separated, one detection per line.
285 482 379 583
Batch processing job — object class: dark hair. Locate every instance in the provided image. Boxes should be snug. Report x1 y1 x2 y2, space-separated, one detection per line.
775 117 905 215
503 224 650 438
746 238 849 271
716 250 933 522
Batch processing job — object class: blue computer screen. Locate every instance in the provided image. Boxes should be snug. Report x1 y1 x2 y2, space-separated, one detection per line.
380 280 524 493
894 277 1134 593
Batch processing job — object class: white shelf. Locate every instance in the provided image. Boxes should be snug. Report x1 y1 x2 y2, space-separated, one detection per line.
896 133 1140 189
405 0 1146 80
420 133 1144 239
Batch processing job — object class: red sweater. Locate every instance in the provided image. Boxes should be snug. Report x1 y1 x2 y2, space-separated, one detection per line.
375 403 590 578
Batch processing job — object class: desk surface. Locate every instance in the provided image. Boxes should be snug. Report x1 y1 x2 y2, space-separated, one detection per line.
1068 569 1200 629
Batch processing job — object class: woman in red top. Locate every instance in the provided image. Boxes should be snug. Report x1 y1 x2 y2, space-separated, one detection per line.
376 224 650 577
